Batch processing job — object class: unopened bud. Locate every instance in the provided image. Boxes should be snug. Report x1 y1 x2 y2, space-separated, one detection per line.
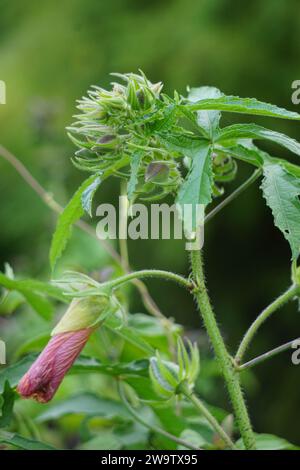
91 134 119 152
145 162 169 182
149 338 200 399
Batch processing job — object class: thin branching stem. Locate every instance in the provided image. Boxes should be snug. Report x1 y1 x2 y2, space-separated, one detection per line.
235 285 299 363
205 168 262 224
237 337 300 371
117 381 201 451
179 383 236 449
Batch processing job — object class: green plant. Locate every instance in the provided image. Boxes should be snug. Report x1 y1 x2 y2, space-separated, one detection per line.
1 71 300 450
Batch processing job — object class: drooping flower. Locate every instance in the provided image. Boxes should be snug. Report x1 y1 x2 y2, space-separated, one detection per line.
17 328 93 403
17 295 112 403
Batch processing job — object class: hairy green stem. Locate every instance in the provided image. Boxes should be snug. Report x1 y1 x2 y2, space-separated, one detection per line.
237 337 300 371
179 383 236 449
119 180 130 271
101 269 192 291
236 285 299 362
190 250 256 450
205 169 262 224
117 381 200 450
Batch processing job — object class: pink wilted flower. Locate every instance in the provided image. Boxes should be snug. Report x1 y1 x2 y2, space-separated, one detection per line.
17 295 111 403
17 328 93 403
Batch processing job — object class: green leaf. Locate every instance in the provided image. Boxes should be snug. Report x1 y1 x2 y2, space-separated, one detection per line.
0 430 55 450
237 433 299 450
50 174 99 270
187 95 300 120
217 124 300 158
79 430 121 450
261 161 300 259
148 104 177 133
187 86 223 137
0 354 149 395
176 143 212 233
127 313 181 352
127 152 142 202
13 333 50 360
158 133 208 156
221 144 264 167
0 272 55 320
81 175 102 217
178 429 207 449
278 159 300 179
0 381 15 428
0 354 36 393
15 279 67 302
36 393 128 422
71 356 149 377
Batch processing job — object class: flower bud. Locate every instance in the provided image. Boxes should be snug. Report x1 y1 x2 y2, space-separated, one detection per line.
91 134 119 152
149 338 200 399
17 295 111 403
145 162 169 183
126 74 162 111
126 80 140 110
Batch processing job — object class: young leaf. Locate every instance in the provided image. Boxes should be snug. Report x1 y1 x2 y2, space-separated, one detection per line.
148 104 177 133
187 86 223 137
50 174 99 270
187 95 300 120
176 144 212 234
261 162 300 260
81 175 102 217
217 124 300 158
127 151 142 202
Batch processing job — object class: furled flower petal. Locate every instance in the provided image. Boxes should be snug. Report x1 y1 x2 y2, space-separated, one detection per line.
17 328 93 403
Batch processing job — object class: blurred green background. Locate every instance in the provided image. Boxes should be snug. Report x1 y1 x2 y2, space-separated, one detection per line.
1 0 300 444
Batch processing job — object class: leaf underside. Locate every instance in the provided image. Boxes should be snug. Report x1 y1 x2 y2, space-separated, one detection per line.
261 162 300 260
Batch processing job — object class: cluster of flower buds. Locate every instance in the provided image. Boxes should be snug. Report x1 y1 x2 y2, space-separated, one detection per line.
17 294 113 403
149 337 200 399
67 71 182 201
